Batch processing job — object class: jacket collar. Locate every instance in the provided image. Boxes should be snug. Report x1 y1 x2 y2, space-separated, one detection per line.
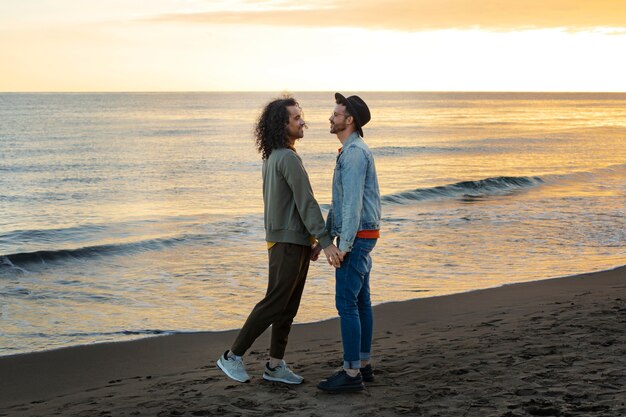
342 131 361 149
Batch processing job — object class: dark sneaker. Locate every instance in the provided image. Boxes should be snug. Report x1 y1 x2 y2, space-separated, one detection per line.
360 364 374 382
317 370 365 392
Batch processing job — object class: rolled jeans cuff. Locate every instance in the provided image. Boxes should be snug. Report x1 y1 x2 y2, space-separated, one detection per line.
344 360 361 369
360 352 371 361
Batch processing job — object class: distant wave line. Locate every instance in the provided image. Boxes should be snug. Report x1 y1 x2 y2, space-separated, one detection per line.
371 145 468 156
22 329 183 338
1 234 211 267
381 176 545 205
4 165 622 265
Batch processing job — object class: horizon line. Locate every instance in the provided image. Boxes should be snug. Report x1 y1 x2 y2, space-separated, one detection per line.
2 90 626 94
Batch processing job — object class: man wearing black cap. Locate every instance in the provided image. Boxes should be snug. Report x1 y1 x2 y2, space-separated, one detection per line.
317 93 382 392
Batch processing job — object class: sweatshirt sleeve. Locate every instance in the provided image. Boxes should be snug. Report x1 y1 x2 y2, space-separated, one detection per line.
280 151 333 248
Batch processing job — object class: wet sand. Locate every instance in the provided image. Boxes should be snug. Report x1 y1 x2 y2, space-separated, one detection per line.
1 265 625 416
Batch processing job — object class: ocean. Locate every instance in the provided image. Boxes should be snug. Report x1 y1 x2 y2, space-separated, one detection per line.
1 92 624 356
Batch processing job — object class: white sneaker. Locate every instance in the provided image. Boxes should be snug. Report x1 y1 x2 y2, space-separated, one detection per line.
217 351 250 383
262 362 304 385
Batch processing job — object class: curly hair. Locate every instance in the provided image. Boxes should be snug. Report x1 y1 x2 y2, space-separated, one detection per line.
254 97 300 160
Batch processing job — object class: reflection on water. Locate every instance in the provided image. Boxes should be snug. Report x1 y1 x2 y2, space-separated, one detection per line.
1 92 625 355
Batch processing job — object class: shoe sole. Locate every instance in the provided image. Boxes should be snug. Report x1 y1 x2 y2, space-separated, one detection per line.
216 359 250 383
262 373 303 385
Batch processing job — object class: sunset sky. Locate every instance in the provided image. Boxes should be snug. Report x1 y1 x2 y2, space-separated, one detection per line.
2 0 626 92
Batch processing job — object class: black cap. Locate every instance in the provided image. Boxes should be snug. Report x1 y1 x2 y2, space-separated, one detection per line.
335 93 371 137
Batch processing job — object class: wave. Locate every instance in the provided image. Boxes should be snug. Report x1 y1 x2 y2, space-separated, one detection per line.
3 166 618 267
544 162 626 183
305 139 539 162
1 233 211 268
34 329 182 338
0 215 263 270
382 176 544 205
371 145 467 156
302 145 472 162
149 128 206 137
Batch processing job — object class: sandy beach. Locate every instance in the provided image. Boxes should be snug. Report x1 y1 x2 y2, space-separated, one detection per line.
1 265 624 416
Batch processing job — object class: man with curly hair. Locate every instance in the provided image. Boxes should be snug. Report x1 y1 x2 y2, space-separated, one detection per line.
217 96 343 385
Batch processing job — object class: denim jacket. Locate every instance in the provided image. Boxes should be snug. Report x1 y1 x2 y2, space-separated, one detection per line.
326 132 381 253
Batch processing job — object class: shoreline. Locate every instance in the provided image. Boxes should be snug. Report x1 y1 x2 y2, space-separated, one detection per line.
3 263 624 360
1 265 625 416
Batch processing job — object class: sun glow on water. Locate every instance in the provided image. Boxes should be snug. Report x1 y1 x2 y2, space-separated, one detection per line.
1 92 625 356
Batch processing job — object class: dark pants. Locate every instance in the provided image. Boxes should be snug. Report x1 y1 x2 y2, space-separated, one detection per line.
231 242 311 359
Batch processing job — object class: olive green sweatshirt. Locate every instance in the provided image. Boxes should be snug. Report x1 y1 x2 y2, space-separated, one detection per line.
262 148 333 248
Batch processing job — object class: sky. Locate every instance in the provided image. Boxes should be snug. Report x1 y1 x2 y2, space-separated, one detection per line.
1 0 626 92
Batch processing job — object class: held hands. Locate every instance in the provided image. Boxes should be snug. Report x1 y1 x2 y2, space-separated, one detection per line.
310 244 322 261
311 243 345 268
323 244 345 268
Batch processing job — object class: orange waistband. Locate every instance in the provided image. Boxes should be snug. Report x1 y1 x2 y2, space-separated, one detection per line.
356 229 380 239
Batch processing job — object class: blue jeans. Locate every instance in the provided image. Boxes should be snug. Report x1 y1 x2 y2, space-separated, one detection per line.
335 237 377 369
